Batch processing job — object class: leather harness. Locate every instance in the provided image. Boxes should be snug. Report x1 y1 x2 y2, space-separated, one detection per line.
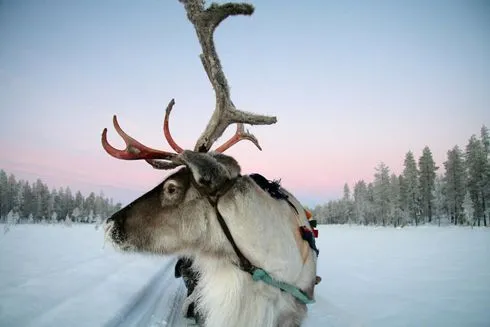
197 174 317 304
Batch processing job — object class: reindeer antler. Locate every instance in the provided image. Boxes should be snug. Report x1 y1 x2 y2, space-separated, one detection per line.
102 114 181 170
102 1 273 167
215 123 262 152
179 0 277 153
163 98 184 153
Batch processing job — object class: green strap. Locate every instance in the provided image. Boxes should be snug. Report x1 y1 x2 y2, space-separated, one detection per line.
252 268 315 305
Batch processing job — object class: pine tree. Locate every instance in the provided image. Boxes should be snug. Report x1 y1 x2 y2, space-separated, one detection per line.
88 210 95 224
480 125 490 225
418 146 438 223
4 210 13 233
462 191 474 225
20 181 33 219
47 189 56 221
64 187 74 219
33 179 44 219
4 210 20 233
466 135 488 226
7 174 18 214
14 182 25 220
402 151 420 225
84 192 96 218
373 162 391 226
50 212 58 224
64 214 72 227
353 180 368 225
75 191 84 219
481 125 490 154
364 183 376 225
389 174 403 227
444 146 466 225
72 207 81 223
341 183 353 223
0 170 8 220
433 174 447 226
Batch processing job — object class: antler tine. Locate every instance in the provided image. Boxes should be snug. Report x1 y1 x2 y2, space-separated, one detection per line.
180 0 277 153
214 123 262 153
101 115 177 162
163 98 184 153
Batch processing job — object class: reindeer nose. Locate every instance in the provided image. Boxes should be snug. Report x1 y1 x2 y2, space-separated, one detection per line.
106 207 128 224
104 211 127 244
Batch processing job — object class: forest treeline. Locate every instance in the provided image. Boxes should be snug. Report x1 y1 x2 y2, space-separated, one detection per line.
312 125 490 227
0 171 122 225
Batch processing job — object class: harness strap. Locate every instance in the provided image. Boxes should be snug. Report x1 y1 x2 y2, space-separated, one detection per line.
208 188 315 305
213 202 257 275
252 269 315 304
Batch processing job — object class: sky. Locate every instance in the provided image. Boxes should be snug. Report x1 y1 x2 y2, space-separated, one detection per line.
0 0 489 207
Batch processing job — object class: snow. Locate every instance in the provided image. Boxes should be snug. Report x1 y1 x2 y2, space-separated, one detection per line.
305 225 490 327
0 225 186 327
1 224 489 326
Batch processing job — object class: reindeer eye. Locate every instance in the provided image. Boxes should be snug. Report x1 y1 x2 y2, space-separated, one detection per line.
165 182 179 196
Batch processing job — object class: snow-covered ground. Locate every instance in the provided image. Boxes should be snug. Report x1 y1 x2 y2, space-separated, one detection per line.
0 224 489 327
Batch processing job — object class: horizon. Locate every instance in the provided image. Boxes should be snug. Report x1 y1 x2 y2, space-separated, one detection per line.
1 0 489 207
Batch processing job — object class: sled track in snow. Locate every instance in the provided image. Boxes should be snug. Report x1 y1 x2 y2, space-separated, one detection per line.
103 257 190 327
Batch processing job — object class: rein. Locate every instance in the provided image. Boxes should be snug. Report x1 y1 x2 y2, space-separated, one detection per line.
203 176 315 305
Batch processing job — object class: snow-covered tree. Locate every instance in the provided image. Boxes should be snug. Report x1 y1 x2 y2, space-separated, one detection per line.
50 211 58 224
353 180 368 225
482 125 490 224
465 135 487 226
7 174 19 214
402 151 420 225
373 162 391 226
444 146 466 225
0 170 8 221
418 146 438 223
32 179 45 219
433 174 447 226
462 192 474 225
84 192 96 218
63 187 74 219
14 184 24 216
389 174 403 227
88 210 95 224
364 183 377 225
4 210 20 233
20 181 33 220
72 207 81 223
340 183 354 223
64 214 72 227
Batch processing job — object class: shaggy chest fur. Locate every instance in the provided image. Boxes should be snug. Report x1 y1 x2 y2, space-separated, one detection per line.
193 258 307 327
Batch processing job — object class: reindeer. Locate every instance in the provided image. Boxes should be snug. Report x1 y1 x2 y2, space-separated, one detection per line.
102 1 319 326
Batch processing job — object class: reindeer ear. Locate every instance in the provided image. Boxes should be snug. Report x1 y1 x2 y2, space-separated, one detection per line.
178 150 241 194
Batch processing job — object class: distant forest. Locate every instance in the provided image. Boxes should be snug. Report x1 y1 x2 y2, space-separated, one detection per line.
0 170 122 225
2 125 488 228
312 125 490 227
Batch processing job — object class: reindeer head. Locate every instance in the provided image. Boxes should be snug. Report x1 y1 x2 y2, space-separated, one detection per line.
103 148 242 256
103 1 279 258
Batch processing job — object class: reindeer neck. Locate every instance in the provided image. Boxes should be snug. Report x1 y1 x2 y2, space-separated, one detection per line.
194 257 285 327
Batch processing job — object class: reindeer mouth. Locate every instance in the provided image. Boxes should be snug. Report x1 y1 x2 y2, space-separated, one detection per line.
104 220 135 252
